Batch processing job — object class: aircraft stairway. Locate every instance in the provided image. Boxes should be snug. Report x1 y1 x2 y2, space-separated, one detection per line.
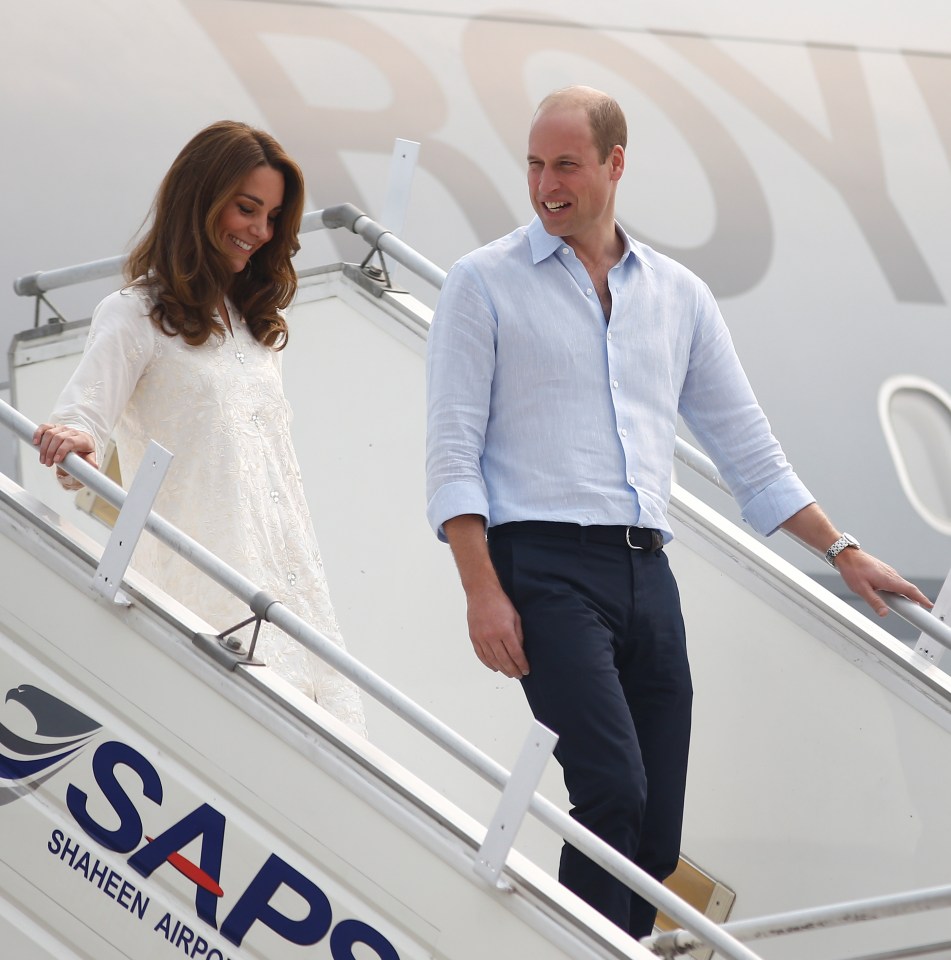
0 456 669 960
5 217 951 960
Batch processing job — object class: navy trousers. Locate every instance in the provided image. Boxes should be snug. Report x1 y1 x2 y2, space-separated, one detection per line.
488 524 692 940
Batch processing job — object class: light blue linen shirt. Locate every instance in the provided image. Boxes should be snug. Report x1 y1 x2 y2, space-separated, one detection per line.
426 217 813 543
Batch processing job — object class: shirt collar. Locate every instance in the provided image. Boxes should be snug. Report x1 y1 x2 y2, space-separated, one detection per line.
527 216 646 270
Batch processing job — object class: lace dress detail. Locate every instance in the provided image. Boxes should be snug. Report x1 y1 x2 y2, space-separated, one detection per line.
51 287 367 736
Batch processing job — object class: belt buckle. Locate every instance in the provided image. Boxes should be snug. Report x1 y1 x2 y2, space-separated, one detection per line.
624 526 664 551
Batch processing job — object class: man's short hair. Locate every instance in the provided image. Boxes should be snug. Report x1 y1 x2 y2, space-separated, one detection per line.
535 87 628 162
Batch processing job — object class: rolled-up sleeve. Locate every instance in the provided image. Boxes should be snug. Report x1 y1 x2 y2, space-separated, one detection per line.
425 261 497 541
679 283 814 536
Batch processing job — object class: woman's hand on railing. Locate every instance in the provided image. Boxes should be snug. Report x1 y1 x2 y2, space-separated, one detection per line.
32 423 99 490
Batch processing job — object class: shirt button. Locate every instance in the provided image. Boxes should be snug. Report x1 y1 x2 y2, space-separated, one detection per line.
607 331 613 341
586 288 593 296
629 475 636 485
562 247 570 255
621 428 628 437
612 379 619 389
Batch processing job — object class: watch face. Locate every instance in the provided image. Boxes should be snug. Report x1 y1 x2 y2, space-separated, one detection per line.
826 534 859 565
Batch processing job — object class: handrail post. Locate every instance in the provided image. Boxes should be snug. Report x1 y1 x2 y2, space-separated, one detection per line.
474 720 557 887
914 568 951 665
377 138 420 284
93 439 172 602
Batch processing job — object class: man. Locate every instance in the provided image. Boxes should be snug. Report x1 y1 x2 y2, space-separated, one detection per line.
425 86 930 940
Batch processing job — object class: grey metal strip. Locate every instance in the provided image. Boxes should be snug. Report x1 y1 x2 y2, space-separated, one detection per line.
474 720 557 887
92 440 172 602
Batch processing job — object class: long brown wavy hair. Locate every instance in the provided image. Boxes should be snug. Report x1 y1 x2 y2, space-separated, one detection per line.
125 121 305 349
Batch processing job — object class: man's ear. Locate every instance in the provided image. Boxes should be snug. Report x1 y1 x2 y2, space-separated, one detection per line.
609 144 625 182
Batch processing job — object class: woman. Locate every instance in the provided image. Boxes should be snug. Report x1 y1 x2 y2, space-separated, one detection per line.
33 121 366 735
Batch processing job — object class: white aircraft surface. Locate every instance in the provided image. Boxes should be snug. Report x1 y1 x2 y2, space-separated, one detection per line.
3 257 951 960
4 1 950 617
2 6 951 954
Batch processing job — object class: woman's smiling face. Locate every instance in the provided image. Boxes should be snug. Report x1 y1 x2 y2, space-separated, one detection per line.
216 164 285 272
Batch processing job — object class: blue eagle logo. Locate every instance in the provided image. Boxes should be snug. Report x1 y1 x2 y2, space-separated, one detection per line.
0 685 101 802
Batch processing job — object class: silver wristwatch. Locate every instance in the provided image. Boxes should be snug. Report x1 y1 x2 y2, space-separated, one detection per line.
825 532 860 567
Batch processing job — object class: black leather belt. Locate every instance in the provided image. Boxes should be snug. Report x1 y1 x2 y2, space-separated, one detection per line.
489 521 664 552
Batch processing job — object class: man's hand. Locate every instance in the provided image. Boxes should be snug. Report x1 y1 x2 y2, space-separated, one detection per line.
466 580 528 678
781 503 933 617
444 513 530 678
833 548 933 618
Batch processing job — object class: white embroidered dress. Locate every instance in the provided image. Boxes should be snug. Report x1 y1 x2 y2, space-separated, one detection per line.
51 286 367 735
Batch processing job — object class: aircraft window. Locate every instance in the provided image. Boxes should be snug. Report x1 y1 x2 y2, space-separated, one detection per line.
879 376 951 535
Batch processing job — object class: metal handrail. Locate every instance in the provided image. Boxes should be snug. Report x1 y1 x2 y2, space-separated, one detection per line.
11 212 944 650
672 438 950 648
646 883 951 957
12 204 446 300
674 436 732 495
0 397 762 960
845 938 951 960
8 233 951 954
309 203 446 290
